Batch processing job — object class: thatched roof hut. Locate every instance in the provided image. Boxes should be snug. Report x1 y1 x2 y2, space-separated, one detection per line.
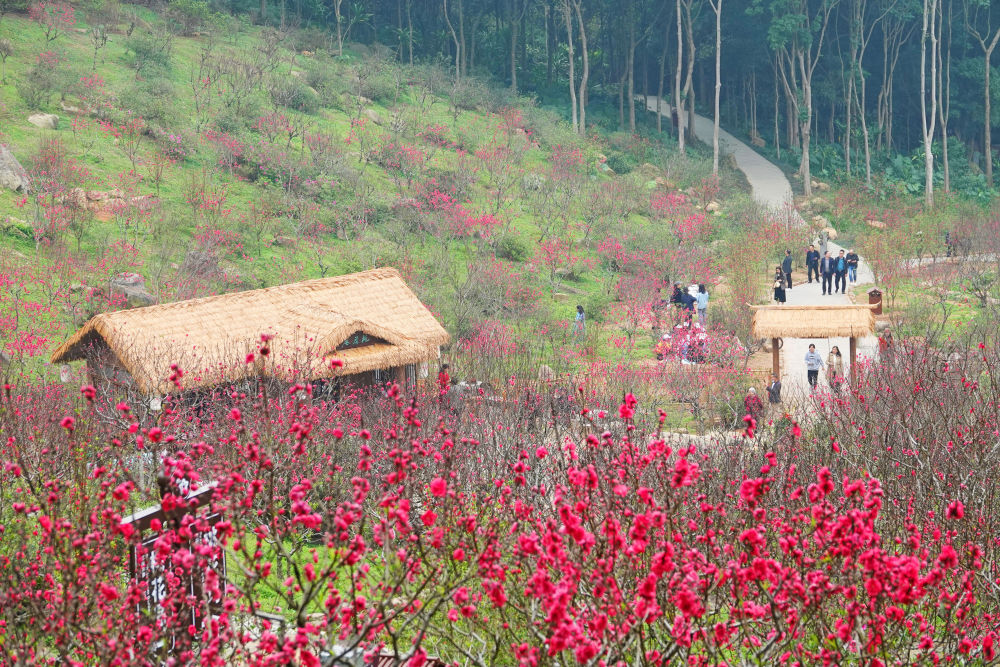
750 304 877 340
51 268 449 395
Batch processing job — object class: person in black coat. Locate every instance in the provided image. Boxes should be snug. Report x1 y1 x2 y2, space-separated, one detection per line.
773 267 787 303
819 251 834 295
766 374 782 404
806 245 820 283
781 250 793 288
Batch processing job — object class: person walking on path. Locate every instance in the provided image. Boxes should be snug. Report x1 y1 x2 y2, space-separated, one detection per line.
826 345 845 392
766 374 782 405
781 250 793 289
572 305 586 340
695 284 709 325
805 344 824 390
819 251 834 295
744 387 764 423
806 245 820 283
834 250 848 294
846 249 859 284
773 267 787 303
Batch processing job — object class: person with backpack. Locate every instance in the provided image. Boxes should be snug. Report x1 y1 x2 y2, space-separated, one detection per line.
834 250 848 294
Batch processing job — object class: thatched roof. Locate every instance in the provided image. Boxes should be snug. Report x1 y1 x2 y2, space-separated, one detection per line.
51 268 449 394
750 304 876 340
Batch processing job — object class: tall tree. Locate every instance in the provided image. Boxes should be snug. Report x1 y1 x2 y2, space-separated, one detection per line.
964 0 1000 188
920 0 940 207
937 0 952 193
562 0 578 132
764 0 840 198
708 0 723 174
848 0 897 186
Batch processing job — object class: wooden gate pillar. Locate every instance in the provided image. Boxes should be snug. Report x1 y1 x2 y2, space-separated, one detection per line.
771 338 780 378
849 336 857 382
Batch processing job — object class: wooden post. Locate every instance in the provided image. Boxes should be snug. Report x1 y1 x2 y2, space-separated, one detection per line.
771 338 780 379
849 336 857 382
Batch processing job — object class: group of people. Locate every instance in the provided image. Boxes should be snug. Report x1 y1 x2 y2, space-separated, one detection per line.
806 245 860 295
803 343 845 391
668 282 710 324
775 246 860 302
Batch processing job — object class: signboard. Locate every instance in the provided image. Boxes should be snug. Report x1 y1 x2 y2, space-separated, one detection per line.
336 331 386 351
122 483 226 641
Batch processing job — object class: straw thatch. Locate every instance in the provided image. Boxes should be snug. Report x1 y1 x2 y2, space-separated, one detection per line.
51 268 449 394
750 304 876 340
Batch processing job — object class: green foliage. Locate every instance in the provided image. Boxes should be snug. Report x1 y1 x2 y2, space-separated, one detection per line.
495 234 529 262
121 77 176 127
124 28 174 74
166 0 212 35
604 151 635 175
268 76 319 114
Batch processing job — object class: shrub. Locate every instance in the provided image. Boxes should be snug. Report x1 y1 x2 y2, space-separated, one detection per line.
267 76 319 114
604 149 636 175
124 28 173 74
494 233 528 262
120 77 175 127
165 0 211 35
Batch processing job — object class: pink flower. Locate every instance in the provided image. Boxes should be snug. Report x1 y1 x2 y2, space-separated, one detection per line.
60 416 75 432
946 500 965 519
430 477 447 497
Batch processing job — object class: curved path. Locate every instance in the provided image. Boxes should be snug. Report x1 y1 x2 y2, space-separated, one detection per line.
643 97 878 396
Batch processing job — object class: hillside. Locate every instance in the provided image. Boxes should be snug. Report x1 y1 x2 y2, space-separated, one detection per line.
0 4 788 389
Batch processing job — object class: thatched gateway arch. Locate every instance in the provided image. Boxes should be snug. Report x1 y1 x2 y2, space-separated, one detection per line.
750 304 877 381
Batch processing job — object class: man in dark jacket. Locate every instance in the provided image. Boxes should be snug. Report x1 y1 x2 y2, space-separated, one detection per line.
781 250 793 289
819 251 834 295
806 245 820 283
680 288 696 322
834 249 848 294
766 374 782 404
845 249 859 284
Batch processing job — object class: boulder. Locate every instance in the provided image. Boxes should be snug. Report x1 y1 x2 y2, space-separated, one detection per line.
290 70 303 78
110 272 156 307
817 181 831 192
705 201 721 213
810 197 832 213
0 145 31 193
811 214 829 228
27 113 59 130
866 219 886 230
181 250 220 278
537 364 556 382
272 235 296 247
552 292 570 302
750 135 766 148
822 226 839 241
364 108 383 125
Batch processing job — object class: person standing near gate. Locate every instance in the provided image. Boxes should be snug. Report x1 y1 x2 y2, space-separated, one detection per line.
805 344 824 390
819 251 834 295
806 245 820 283
781 250 793 289
766 374 782 405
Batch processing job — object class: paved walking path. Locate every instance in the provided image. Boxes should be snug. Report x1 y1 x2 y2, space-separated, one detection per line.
643 97 879 397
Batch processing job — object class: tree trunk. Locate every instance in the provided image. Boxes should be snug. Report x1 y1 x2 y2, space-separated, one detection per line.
334 0 344 56
546 0 555 85
710 0 722 175
510 0 518 93
564 1 578 133
920 0 940 208
458 0 466 78
628 22 636 133
675 0 685 153
656 29 669 135
938 0 951 193
407 0 414 65
682 0 696 145
444 0 461 82
574 0 589 134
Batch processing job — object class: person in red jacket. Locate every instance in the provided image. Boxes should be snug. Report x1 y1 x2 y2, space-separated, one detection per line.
438 363 451 403
744 387 764 424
